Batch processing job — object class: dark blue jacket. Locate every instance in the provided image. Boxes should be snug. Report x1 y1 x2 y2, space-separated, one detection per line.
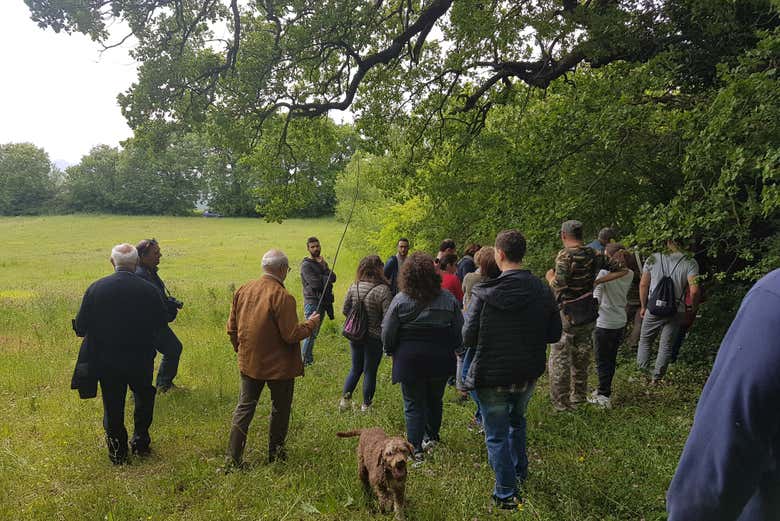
462 269 561 389
381 290 463 384
456 255 477 282
384 255 401 295
667 269 780 521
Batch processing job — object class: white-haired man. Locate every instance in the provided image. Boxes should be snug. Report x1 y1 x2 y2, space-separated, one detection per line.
74 243 169 464
226 249 320 466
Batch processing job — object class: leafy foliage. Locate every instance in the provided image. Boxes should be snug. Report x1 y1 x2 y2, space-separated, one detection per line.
0 143 56 215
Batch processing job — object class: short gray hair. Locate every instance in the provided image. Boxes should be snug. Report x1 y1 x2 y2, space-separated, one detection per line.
111 243 138 269
262 249 289 271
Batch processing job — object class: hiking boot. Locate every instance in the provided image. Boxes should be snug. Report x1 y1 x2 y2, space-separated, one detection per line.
131 443 152 458
492 495 522 510
338 393 352 412
269 447 287 463
157 383 180 393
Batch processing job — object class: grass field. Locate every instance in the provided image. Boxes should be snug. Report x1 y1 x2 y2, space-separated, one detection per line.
0 215 710 520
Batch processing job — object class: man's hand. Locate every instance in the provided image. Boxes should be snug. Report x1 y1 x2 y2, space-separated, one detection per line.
640 307 646 319
308 312 321 329
545 269 555 284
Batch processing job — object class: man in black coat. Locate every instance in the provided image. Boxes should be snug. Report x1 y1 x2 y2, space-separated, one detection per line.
74 243 168 464
462 230 562 509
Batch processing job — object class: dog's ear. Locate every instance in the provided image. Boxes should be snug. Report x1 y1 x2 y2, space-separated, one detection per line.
405 441 414 457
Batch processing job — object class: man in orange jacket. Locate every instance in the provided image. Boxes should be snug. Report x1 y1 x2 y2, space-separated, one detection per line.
226 249 320 466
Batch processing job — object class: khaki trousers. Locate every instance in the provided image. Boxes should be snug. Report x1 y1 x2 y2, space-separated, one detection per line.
227 374 294 464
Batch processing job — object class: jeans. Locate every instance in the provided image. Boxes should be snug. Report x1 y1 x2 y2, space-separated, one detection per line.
227 374 294 464
155 325 182 388
637 312 682 380
99 363 156 463
593 327 624 397
460 348 481 424
476 382 536 500
342 337 383 405
400 377 448 452
301 303 321 365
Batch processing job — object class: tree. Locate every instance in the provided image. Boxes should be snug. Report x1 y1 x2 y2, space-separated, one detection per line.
0 143 55 215
26 1 726 139
64 136 204 215
64 145 122 212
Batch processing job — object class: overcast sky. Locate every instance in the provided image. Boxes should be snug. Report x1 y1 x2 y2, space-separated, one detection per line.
0 2 138 165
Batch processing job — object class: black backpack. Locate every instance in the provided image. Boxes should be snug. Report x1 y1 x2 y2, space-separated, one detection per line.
647 255 686 317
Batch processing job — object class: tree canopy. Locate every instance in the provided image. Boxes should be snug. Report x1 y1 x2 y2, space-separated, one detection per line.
0 143 56 215
28 1 755 135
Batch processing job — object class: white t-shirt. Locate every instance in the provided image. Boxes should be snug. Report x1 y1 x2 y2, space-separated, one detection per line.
594 269 633 329
643 252 699 312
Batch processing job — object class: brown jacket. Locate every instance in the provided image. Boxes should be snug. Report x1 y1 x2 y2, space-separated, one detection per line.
227 274 316 380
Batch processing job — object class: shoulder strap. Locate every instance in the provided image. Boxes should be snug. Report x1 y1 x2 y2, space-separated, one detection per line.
668 254 686 276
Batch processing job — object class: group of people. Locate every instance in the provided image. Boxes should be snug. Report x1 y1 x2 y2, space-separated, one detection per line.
73 220 780 520
73 239 183 463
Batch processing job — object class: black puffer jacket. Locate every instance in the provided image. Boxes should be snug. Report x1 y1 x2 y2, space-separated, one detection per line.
461 269 562 390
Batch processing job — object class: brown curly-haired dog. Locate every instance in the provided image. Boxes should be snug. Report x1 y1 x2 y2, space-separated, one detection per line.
337 428 414 520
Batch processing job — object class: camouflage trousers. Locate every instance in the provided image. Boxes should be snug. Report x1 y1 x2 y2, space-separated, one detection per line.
548 315 595 411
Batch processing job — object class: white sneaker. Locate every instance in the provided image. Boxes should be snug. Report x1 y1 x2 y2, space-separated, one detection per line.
360 403 371 412
338 396 351 411
586 392 612 409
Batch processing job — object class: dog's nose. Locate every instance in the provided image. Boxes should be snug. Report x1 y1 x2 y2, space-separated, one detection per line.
395 460 406 469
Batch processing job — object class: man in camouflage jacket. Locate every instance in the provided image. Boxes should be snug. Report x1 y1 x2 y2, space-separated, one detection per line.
545 220 627 411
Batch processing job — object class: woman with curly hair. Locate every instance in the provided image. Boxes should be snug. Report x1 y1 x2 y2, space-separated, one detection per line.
339 255 393 412
381 251 464 464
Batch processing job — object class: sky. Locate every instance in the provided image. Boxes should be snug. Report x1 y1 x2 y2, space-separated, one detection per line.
0 2 138 166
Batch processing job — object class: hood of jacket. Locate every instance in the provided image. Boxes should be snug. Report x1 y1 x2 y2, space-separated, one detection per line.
471 269 545 311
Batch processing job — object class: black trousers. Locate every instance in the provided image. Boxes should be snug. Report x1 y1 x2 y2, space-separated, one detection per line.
155 326 182 388
99 363 156 463
593 327 624 397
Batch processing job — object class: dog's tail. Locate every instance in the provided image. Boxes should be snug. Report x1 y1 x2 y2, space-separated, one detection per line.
336 429 362 438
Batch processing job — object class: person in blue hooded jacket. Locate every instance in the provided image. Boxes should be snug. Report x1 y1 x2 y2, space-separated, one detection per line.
461 229 562 509
666 268 780 521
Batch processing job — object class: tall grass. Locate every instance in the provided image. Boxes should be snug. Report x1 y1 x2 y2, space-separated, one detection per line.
0 215 708 520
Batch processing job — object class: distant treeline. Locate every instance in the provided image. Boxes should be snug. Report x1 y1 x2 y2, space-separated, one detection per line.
0 117 355 219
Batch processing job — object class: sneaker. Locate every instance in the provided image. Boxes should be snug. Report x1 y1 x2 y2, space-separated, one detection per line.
421 438 439 452
360 403 371 412
411 451 425 468
338 394 351 412
492 495 522 510
157 383 176 393
586 392 612 409
467 417 485 435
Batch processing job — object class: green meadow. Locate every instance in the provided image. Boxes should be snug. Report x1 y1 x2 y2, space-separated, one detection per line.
0 215 709 520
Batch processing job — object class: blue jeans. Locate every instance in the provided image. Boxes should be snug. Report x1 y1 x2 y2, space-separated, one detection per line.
400 377 448 452
301 303 321 365
155 326 182 388
476 382 535 500
460 348 481 424
342 337 383 405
